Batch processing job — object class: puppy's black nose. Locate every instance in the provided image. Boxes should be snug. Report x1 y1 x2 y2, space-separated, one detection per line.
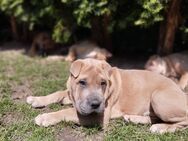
90 100 101 109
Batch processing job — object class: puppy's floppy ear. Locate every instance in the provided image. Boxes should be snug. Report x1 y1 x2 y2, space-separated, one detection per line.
70 59 83 77
101 61 112 79
101 61 117 104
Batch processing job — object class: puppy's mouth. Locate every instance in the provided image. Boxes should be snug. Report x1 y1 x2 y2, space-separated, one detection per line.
79 107 104 116
79 105 91 116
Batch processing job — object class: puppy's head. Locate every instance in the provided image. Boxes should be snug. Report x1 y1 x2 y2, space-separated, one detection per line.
68 59 111 116
145 55 167 75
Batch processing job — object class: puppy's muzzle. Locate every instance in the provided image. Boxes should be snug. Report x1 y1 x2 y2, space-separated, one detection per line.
88 97 102 109
77 94 105 116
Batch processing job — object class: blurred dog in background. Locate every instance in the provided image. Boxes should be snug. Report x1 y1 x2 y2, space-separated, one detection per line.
64 40 112 62
44 40 112 62
28 32 55 57
28 33 112 62
145 51 188 90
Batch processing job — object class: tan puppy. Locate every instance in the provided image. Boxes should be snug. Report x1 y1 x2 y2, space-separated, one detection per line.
27 58 188 133
145 51 188 90
28 32 55 57
65 41 112 61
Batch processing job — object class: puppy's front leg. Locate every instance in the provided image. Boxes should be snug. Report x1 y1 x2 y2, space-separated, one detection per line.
35 108 79 127
103 107 111 129
27 90 71 108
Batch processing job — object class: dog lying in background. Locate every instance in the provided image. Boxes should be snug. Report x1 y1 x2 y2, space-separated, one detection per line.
29 36 112 61
45 40 112 61
27 58 188 133
64 40 112 62
145 51 188 90
28 32 55 57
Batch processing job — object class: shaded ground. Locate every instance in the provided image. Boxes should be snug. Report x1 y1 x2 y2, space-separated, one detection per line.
0 41 148 69
1 42 188 141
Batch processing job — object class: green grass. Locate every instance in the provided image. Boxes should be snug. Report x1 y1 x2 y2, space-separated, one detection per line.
0 50 188 141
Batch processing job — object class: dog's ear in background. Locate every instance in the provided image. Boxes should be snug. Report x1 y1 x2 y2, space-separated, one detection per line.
145 55 166 75
145 55 163 68
70 60 83 77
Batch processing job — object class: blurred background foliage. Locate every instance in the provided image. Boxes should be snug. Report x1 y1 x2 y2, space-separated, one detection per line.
0 0 188 55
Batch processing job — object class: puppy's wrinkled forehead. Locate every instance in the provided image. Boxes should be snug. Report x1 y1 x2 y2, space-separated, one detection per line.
70 58 111 79
79 66 104 81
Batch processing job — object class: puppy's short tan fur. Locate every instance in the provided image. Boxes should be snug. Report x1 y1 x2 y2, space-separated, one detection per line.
145 51 188 90
27 59 188 133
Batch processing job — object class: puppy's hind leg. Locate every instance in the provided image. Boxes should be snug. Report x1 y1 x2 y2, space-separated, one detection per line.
150 120 188 134
27 90 71 108
150 89 188 133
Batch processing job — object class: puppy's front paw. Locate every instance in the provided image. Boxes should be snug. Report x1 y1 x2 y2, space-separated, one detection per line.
35 113 59 127
26 96 44 108
123 115 151 124
150 124 176 134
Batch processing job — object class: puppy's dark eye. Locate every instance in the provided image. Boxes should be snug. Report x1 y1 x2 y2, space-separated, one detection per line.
79 80 87 86
101 81 107 86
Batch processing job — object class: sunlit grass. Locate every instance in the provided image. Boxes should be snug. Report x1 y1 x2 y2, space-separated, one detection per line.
0 50 188 141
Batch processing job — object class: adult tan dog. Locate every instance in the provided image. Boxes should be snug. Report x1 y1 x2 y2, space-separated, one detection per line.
145 51 188 90
27 58 188 133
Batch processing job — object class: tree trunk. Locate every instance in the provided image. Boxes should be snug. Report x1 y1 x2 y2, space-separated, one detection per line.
157 0 182 55
10 15 19 41
102 14 112 52
21 22 29 42
91 15 112 51
91 16 103 45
